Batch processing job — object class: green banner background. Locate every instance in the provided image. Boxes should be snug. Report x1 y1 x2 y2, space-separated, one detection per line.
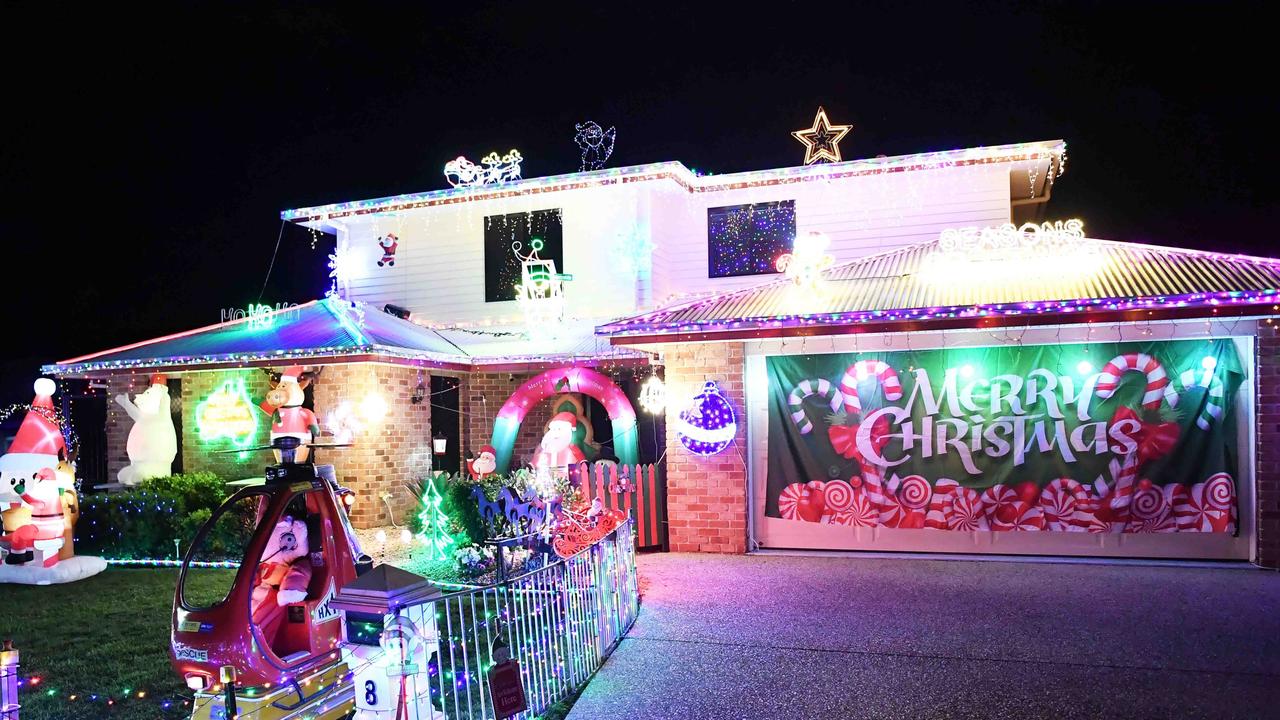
765 339 1243 518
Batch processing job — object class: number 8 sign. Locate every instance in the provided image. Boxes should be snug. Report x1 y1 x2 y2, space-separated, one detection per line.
356 671 392 712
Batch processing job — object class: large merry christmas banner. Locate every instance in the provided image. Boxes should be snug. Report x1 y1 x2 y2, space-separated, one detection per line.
765 339 1243 534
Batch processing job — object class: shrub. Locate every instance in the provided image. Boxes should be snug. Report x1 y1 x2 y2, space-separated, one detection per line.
75 472 235 560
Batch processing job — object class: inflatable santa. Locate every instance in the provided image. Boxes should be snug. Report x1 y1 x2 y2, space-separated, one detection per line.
534 412 586 471
467 445 498 480
0 379 105 584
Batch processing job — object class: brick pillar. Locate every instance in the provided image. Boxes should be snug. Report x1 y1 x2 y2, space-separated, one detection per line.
662 342 747 553
1256 328 1280 569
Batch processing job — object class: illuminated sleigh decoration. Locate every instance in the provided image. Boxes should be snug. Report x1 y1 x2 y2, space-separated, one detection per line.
444 149 524 187
552 503 626 558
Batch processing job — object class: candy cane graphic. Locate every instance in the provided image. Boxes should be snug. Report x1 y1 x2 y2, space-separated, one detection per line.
1040 478 1090 532
1094 353 1178 410
787 379 844 434
1095 353 1178 513
860 464 897 527
840 360 903 416
1179 369 1226 431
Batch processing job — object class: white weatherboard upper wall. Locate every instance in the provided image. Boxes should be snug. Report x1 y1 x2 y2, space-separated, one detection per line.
333 160 1017 326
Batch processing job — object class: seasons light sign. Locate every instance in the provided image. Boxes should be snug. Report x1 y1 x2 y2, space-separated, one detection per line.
766 339 1242 534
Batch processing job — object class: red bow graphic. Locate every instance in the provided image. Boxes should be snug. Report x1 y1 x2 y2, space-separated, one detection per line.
1111 406 1181 466
828 414 890 463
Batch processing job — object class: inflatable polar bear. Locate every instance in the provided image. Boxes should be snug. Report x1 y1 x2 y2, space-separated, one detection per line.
114 373 177 486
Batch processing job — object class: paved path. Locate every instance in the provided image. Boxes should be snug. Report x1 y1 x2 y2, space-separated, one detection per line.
569 553 1280 719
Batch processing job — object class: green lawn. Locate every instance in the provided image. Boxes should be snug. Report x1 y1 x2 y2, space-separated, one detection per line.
0 567 232 720
0 566 589 720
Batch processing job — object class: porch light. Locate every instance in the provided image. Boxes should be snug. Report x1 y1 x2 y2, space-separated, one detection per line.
433 433 448 456
640 376 666 415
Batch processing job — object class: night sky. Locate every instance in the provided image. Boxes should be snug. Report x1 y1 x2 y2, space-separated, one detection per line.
1 2 1273 402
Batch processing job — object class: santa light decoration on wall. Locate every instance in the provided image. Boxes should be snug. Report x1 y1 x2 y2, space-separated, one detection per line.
674 381 737 456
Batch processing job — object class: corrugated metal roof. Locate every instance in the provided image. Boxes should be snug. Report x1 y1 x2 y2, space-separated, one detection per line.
597 238 1280 337
45 298 469 375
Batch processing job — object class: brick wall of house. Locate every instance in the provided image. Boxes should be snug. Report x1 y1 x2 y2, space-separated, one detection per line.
1256 328 1279 569
309 364 432 528
103 364 433 529
661 342 747 553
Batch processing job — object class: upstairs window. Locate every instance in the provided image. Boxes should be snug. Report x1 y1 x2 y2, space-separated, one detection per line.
707 200 796 278
484 209 564 302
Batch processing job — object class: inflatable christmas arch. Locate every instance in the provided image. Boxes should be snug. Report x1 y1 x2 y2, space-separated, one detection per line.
489 367 638 473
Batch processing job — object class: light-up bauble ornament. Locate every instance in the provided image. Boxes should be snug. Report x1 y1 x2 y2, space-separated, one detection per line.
116 374 177 486
674 381 737 456
639 376 666 415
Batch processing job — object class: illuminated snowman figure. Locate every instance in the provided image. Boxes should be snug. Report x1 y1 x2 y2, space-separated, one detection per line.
345 606 443 719
775 231 835 289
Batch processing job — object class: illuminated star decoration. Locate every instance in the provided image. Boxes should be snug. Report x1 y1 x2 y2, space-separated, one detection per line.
791 106 853 165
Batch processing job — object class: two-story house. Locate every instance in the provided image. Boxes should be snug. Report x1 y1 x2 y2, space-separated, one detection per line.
45 138 1280 568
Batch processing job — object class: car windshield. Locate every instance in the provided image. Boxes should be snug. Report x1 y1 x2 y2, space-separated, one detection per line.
179 491 264 610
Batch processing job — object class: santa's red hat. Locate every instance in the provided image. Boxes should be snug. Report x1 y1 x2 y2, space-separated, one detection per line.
478 445 497 457
150 373 168 387
279 366 304 385
549 411 577 428
0 379 65 474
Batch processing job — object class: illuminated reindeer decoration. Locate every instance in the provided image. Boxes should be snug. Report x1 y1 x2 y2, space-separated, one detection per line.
444 150 523 187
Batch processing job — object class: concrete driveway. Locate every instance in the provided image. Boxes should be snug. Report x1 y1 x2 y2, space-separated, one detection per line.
569 553 1280 719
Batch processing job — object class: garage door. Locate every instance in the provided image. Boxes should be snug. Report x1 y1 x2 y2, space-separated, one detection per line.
745 333 1254 560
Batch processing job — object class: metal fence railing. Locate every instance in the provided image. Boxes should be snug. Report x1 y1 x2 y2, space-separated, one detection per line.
359 516 640 720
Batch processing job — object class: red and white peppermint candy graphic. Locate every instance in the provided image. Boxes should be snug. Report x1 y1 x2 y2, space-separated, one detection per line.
778 483 805 520
981 484 1044 532
1040 478 1089 532
896 475 933 511
1093 352 1178 411
945 486 988 531
839 360 903 416
1175 473 1236 533
924 478 958 530
1124 481 1176 533
821 479 856 513
830 491 879 527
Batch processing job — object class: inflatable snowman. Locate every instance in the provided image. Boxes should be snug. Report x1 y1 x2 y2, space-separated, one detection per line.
115 373 177 486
